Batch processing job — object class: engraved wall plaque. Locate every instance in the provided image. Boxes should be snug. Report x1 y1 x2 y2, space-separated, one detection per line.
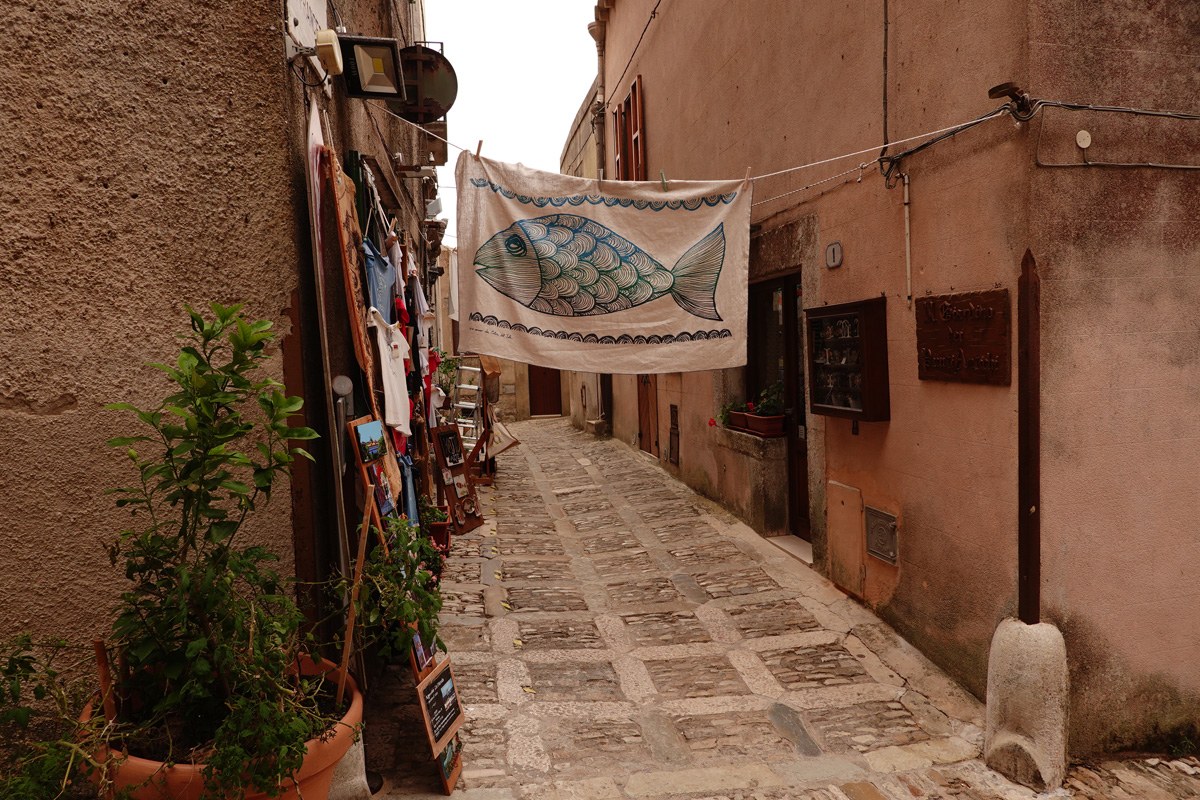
915 289 1011 385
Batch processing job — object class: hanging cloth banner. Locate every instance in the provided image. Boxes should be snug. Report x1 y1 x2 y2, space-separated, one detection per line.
455 153 751 374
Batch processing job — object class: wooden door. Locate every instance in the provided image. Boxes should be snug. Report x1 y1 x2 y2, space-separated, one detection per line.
785 277 811 539
636 374 659 456
529 365 562 416
748 275 810 539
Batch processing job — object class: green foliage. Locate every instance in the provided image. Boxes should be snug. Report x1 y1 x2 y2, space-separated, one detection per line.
753 381 785 416
716 400 748 426
0 637 105 799
418 495 448 527
351 515 445 662
433 349 463 396
103 303 329 798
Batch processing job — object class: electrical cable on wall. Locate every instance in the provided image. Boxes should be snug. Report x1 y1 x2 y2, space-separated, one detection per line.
604 0 665 110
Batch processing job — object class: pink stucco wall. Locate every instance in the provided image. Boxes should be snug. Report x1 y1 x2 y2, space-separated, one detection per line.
601 0 1027 701
1030 1 1200 753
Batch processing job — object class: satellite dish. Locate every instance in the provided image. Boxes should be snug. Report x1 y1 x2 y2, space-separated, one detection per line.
390 45 458 123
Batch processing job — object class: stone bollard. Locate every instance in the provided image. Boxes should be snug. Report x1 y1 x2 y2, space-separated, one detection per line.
984 617 1069 791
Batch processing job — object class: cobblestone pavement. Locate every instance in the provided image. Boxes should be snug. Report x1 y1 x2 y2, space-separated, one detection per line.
369 419 1200 800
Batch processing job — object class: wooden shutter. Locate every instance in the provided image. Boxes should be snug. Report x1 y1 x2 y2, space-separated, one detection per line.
630 75 646 180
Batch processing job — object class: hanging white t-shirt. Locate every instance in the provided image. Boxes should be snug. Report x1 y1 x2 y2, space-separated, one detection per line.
368 307 412 435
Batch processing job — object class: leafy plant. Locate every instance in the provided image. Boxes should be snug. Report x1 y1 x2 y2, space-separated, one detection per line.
351 515 445 661
104 303 335 797
715 400 749 426
418 495 448 527
432 349 463 397
753 381 785 416
0 637 105 800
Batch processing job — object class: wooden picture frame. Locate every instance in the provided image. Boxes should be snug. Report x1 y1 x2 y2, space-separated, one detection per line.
430 424 485 535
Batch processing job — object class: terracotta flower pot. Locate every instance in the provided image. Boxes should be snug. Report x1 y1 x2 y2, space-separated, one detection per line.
745 414 785 436
430 520 452 551
83 657 362 800
728 411 749 429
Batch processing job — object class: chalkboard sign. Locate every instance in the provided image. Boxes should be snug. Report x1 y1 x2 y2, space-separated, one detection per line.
417 658 464 755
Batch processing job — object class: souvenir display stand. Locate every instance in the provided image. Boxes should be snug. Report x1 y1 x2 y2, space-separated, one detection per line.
307 119 522 796
430 424 486 538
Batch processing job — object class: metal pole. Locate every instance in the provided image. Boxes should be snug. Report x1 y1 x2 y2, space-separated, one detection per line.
1017 249 1041 624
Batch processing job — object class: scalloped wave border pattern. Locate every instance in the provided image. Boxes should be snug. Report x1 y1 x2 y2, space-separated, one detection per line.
468 312 732 344
468 179 738 211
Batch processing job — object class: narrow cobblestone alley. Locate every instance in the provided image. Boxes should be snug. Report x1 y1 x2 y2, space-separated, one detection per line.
367 420 1200 800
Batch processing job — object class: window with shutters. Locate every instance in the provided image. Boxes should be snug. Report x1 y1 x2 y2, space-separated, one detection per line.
612 75 646 181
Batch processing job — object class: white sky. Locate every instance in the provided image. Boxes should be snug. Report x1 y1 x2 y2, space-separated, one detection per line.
424 1 599 244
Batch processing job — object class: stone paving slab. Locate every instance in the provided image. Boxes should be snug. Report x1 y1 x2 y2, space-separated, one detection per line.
370 419 1200 800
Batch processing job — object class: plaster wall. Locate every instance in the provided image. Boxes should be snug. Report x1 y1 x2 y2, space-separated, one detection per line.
0 0 434 641
1029 0 1200 754
600 0 1027 700
0 2 305 642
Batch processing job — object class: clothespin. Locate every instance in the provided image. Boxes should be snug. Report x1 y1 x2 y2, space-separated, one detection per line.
745 166 752 182
475 140 483 159
598 168 604 189
660 170 668 191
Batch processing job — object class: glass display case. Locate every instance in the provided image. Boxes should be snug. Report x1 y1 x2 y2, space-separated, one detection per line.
804 297 890 421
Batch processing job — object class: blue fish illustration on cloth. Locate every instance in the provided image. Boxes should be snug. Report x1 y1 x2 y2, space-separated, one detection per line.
474 214 725 321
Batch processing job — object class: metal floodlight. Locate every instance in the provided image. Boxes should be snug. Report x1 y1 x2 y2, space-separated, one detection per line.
338 35 406 100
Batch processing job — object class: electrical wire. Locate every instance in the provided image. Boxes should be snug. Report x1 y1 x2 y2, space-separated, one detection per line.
290 61 329 88
604 0 664 110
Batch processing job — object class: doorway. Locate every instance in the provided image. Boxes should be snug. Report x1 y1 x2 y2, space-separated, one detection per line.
748 274 810 539
636 374 659 456
528 365 562 416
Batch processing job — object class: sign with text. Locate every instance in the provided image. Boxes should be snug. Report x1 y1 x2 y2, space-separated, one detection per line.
417 657 464 756
915 289 1011 385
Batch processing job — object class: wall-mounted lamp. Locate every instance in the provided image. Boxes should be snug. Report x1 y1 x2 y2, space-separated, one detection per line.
338 35 407 100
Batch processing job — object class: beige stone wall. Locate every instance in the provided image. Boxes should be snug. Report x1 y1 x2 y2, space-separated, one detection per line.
1029 1 1200 754
0 0 434 641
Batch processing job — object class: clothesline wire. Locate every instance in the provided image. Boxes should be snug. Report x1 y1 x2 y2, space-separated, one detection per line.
368 99 1012 196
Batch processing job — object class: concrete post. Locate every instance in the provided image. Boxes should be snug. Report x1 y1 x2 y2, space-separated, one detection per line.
984 617 1069 791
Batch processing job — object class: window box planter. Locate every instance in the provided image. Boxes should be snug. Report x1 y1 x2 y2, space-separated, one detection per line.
745 413 785 436
728 410 749 429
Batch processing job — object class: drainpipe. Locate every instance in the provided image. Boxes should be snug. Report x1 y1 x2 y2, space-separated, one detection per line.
589 12 607 181
902 173 912 308
1017 250 1040 623
590 9 614 426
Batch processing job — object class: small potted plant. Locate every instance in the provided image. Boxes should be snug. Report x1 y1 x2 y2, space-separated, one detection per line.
746 381 786 435
353 514 445 662
714 400 750 430
419 495 453 552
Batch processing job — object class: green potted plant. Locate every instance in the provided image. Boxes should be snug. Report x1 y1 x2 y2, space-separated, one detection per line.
103 303 362 799
1 304 362 800
419 495 452 552
746 381 786 435
712 400 749 431
352 514 445 663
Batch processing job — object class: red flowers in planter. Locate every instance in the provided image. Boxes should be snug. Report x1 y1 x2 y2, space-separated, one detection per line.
708 418 716 427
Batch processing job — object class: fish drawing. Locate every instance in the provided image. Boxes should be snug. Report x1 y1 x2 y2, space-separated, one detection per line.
474 214 725 320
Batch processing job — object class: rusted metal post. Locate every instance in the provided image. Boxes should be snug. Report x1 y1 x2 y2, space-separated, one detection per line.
1017 250 1041 624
